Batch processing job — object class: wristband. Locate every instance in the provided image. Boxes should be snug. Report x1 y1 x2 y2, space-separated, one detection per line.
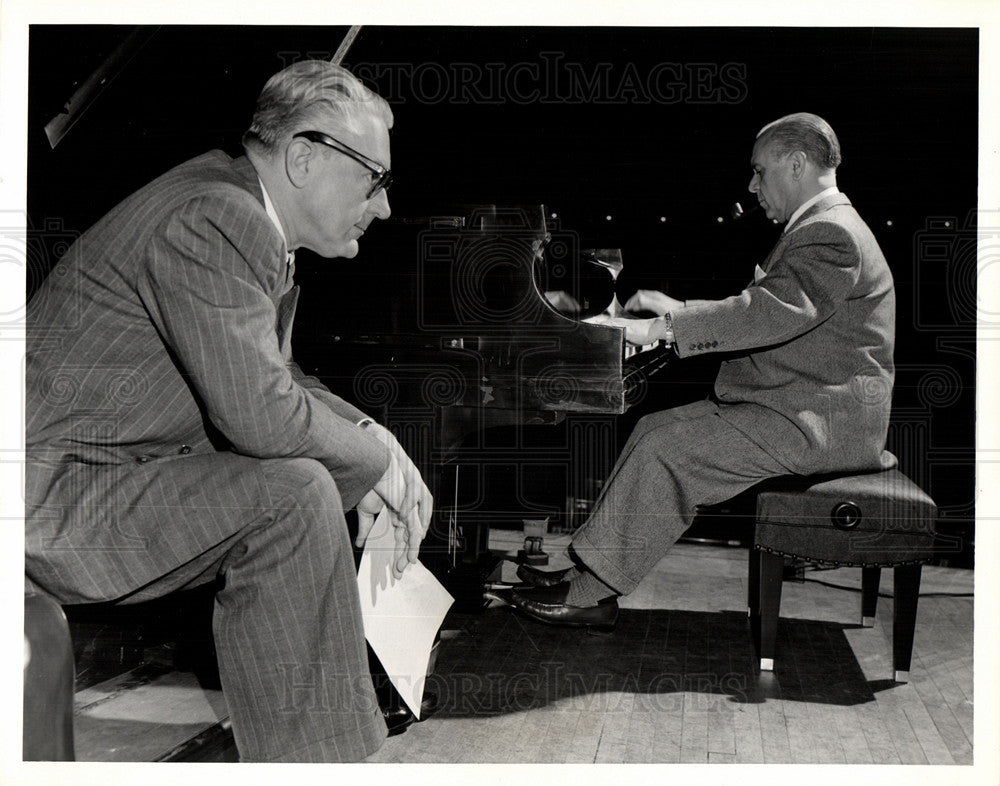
662 312 675 345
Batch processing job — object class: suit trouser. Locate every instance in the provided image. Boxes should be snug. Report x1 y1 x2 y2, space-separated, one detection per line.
26 455 386 762
571 400 792 595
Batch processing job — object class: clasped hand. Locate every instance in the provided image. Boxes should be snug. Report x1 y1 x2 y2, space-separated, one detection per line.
355 423 434 578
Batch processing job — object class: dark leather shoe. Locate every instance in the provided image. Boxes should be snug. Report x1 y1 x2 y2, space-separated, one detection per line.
515 563 573 587
383 705 415 737
381 691 439 737
508 582 618 631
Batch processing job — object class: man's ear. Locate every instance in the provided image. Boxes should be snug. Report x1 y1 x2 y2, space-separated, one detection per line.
285 138 314 189
788 150 807 180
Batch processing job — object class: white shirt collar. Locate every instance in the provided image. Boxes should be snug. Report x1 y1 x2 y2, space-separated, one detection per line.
258 177 294 266
784 186 840 233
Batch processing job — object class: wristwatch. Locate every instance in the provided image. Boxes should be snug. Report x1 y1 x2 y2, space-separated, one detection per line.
661 311 675 345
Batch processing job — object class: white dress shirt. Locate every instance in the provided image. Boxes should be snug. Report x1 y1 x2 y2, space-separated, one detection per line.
784 186 839 233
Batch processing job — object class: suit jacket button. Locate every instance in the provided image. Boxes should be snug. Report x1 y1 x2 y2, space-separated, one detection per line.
711 341 718 347
179 445 191 455
689 344 696 350
697 343 704 350
136 456 149 464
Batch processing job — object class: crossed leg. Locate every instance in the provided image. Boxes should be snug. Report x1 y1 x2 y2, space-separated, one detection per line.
571 400 791 595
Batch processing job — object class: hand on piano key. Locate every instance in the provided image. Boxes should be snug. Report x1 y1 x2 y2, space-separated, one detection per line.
623 289 685 317
543 290 583 315
600 315 674 347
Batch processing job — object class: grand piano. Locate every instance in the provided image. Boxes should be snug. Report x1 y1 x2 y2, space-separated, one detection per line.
293 204 674 607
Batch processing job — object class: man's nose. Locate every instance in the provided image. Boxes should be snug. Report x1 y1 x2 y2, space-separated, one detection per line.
368 188 391 220
748 174 759 193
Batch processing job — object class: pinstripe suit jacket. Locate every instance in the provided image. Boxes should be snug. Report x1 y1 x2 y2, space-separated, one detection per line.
26 151 389 601
671 193 896 474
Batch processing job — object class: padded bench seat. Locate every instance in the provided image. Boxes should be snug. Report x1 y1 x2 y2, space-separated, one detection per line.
747 469 938 682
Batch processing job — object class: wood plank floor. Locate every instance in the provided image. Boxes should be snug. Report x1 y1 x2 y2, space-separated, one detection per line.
367 534 974 765
69 536 974 766
74 666 230 762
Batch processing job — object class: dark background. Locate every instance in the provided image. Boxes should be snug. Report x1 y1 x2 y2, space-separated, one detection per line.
26 26 979 564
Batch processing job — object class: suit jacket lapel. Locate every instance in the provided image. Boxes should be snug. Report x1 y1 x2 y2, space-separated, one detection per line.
276 286 300 361
228 155 298 350
757 193 853 277
757 237 787 278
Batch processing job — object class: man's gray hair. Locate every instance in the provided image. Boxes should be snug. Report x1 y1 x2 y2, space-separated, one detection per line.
756 112 841 170
244 60 393 153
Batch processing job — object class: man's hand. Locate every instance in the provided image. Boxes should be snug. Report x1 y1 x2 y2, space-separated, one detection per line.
355 423 433 577
543 290 582 315
603 316 671 346
623 289 685 317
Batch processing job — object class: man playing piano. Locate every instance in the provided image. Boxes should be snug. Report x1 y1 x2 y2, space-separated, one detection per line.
26 61 431 761
510 112 896 630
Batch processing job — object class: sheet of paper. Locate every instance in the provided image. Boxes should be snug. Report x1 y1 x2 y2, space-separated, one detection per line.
356 509 454 718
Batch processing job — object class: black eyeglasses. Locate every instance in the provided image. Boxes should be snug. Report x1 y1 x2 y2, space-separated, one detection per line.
293 130 393 198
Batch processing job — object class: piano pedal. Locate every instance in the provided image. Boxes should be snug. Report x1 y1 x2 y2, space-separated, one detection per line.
483 584 516 605
517 535 549 566
517 519 550 566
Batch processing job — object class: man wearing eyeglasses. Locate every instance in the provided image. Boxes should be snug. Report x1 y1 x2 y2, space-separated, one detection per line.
26 61 428 761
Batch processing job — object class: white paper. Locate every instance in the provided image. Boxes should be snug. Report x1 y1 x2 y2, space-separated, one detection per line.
357 509 454 718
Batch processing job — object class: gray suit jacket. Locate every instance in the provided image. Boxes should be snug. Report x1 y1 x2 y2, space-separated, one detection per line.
26 151 388 600
671 193 896 474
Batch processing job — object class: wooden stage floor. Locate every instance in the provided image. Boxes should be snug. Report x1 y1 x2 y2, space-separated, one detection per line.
72 536 974 766
369 534 974 765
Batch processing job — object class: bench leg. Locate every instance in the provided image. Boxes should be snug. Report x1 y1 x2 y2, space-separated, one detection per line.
892 563 922 682
861 567 881 627
757 550 784 671
747 545 761 617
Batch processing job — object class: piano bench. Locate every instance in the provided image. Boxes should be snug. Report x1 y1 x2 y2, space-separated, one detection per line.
745 469 938 683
